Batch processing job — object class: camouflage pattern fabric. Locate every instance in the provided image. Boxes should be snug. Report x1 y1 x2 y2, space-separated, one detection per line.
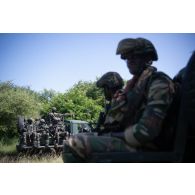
116 38 158 61
96 72 124 89
132 69 175 145
63 133 136 162
63 66 175 162
95 72 124 133
49 112 61 124
104 66 175 135
23 123 34 145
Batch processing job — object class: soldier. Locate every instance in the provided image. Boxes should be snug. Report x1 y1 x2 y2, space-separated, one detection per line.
48 107 61 125
34 118 40 131
95 72 124 133
39 118 48 129
49 107 72 124
63 37 175 162
38 119 49 147
48 107 72 145
23 118 34 146
48 107 61 146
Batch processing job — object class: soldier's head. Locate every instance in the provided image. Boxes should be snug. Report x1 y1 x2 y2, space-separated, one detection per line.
116 38 158 75
40 119 45 124
27 118 34 124
52 107 57 113
96 72 124 101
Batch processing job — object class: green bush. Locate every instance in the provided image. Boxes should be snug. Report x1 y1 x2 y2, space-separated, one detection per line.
0 81 42 141
0 80 105 142
41 81 104 123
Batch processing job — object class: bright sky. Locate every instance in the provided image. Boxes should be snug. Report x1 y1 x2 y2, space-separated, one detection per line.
0 33 195 92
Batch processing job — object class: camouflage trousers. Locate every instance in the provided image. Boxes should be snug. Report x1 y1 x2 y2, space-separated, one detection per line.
62 133 136 163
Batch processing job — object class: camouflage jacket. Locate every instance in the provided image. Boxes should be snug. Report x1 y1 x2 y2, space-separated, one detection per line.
49 112 62 122
103 66 175 146
23 123 34 133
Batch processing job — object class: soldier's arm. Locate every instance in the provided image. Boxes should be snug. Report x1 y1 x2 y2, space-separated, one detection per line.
22 125 27 132
95 112 106 133
63 113 74 117
124 76 175 147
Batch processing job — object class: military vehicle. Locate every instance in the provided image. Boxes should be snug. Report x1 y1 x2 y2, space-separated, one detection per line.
62 51 195 163
64 120 92 135
16 117 92 153
16 116 66 153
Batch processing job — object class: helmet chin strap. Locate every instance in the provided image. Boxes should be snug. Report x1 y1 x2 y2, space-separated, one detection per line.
146 60 153 66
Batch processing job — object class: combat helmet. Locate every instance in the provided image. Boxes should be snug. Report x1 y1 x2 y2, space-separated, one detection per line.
52 107 57 112
27 118 34 124
96 72 124 89
40 119 45 123
116 37 158 61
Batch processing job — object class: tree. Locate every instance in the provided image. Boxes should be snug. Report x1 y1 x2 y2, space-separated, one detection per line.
0 79 105 141
38 89 57 102
0 81 42 141
41 80 104 122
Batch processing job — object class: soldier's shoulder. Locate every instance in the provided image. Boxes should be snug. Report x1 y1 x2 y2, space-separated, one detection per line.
149 71 174 86
148 71 175 95
152 71 172 81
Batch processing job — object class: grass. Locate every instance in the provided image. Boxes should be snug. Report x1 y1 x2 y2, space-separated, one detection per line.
0 139 63 163
0 154 63 163
0 138 18 154
0 152 63 163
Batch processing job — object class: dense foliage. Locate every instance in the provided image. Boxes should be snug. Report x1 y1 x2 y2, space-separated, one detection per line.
0 80 104 142
0 81 42 141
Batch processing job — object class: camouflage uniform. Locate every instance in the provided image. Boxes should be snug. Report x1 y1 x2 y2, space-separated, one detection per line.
23 118 34 146
47 107 61 145
63 38 175 162
38 119 49 147
48 107 62 124
95 72 124 133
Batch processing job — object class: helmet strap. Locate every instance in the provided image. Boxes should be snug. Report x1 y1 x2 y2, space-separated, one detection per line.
145 60 153 66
